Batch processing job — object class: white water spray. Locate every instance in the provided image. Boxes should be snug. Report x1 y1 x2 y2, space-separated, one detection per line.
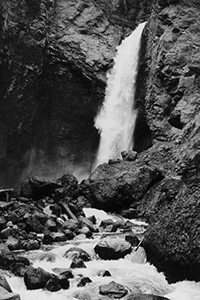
94 22 146 168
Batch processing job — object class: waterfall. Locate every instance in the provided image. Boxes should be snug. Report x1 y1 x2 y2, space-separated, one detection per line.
94 22 146 168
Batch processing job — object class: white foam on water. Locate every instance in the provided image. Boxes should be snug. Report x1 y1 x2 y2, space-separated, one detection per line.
93 22 146 168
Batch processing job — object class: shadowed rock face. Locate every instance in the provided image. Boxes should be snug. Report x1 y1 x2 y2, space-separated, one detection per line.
0 0 128 188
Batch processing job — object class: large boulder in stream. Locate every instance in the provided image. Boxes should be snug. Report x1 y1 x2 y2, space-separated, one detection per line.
99 281 128 299
24 266 56 290
94 236 132 260
80 160 163 212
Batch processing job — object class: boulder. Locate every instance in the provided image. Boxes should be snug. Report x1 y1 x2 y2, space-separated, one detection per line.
21 177 61 200
99 281 128 299
80 160 163 212
24 266 55 290
94 237 132 260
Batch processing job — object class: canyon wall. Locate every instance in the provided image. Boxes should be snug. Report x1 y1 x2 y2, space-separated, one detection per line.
1 0 151 188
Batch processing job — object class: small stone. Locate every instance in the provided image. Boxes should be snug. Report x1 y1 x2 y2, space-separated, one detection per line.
77 276 92 287
70 258 86 269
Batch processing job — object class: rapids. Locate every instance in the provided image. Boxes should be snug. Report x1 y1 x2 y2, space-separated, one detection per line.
5 209 200 300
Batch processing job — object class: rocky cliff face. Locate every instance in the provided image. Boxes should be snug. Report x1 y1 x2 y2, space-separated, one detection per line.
0 0 140 188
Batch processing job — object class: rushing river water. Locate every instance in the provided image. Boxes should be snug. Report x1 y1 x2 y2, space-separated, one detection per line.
5 209 200 300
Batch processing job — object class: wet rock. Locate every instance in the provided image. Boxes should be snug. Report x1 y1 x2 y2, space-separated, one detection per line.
97 270 111 277
0 270 12 292
24 266 55 290
70 258 87 269
0 286 20 300
64 247 91 261
94 237 132 260
99 281 128 299
44 279 61 292
77 276 92 287
59 269 74 280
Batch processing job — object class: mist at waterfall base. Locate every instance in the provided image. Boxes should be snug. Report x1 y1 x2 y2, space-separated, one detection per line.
6 208 200 300
93 22 146 168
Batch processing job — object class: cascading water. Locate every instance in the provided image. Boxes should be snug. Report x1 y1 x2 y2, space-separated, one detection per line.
94 22 146 168
6 209 200 300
